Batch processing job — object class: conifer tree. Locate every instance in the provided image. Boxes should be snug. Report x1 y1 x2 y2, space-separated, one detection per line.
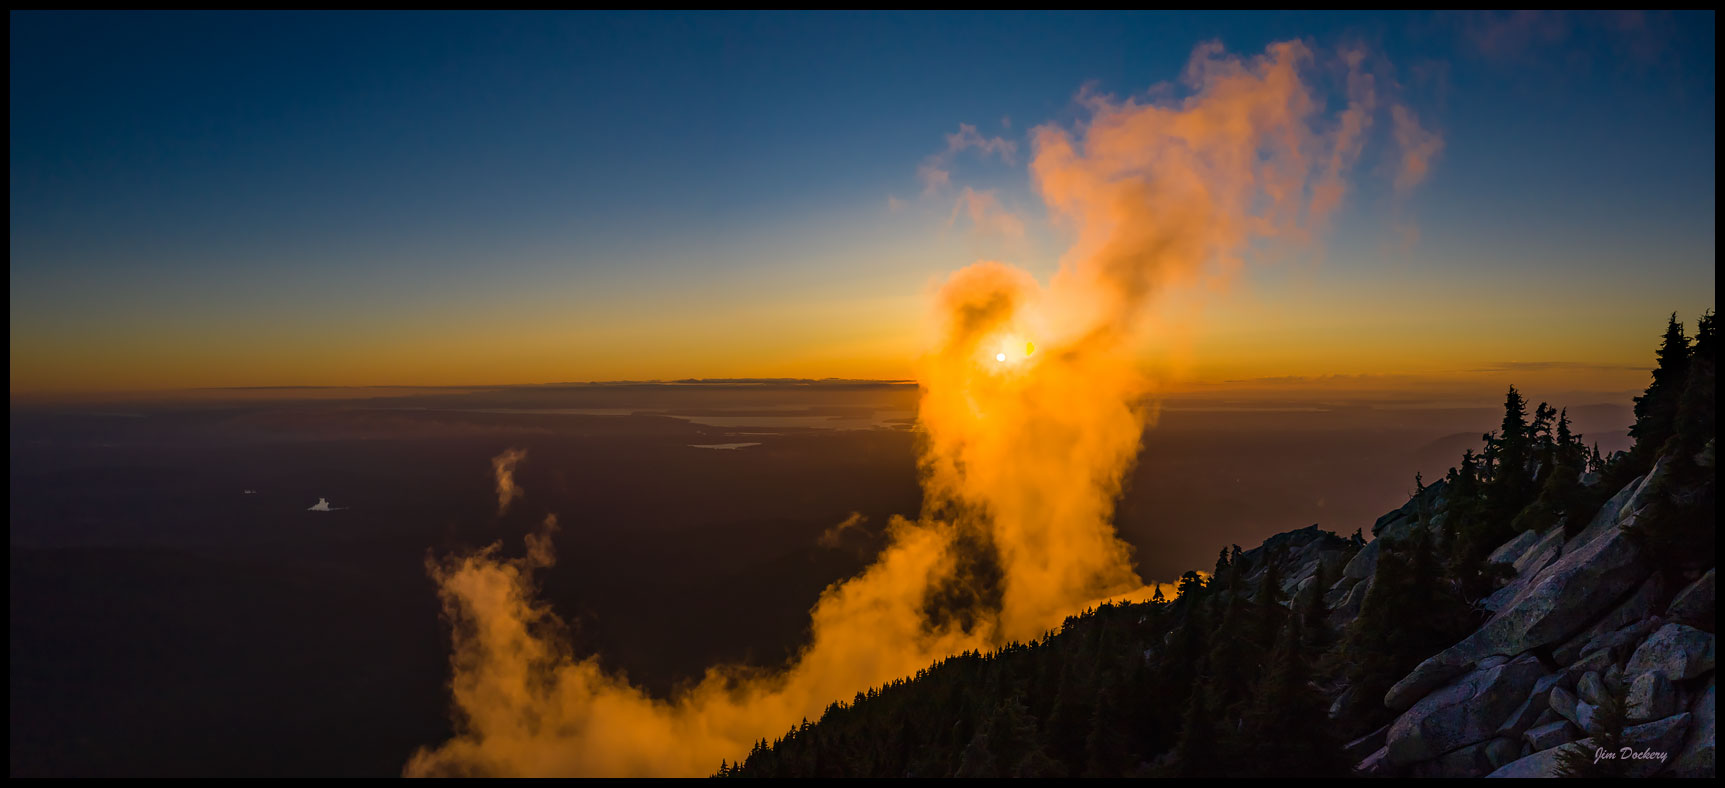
1630 313 1692 468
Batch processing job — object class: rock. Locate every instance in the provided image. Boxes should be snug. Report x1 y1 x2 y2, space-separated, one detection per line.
1354 745 1390 776
1551 685 1582 728
1386 655 1471 711
1385 655 1547 766
1512 526 1565 577
1410 739 1495 778
1530 706 1561 729
1666 568 1715 630
1556 576 1670 665
1604 663 1623 692
1497 672 1565 739
1626 671 1680 722
1429 524 1649 677
1620 712 1691 777
1479 582 1521 613
1488 529 1541 568
1342 539 1380 581
1578 671 1608 706
1372 511 1408 539
1485 736 1522 769
1561 473 1645 555
1477 655 1509 670
1485 742 1577 778
1569 648 1614 676
1574 697 1600 733
1328 685 1355 720
1562 616 1663 670
1336 575 1371 621
1627 623 1716 681
1522 720 1576 751
1672 679 1713 778
1324 575 1360 609
1343 723 1388 763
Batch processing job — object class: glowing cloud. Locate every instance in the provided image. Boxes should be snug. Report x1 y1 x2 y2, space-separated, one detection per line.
407 39 1427 777
492 448 527 516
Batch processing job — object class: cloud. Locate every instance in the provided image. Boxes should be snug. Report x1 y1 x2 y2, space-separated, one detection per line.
816 511 868 549
1463 10 1572 61
944 122 1018 164
1468 361 1647 373
1390 104 1443 194
886 195 907 213
947 187 1026 241
917 122 1019 194
408 39 1428 777
492 448 527 516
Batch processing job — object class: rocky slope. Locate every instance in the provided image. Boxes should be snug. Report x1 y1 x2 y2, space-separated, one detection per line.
1299 457 1717 778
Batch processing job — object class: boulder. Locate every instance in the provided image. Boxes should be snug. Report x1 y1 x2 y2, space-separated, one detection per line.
1410 739 1495 778
1666 568 1715 630
1569 648 1614 676
1324 575 1360 609
1574 697 1600 734
1620 712 1692 777
1496 672 1566 739
1342 539 1380 581
1522 720 1576 751
1488 529 1541 568
1672 679 1713 778
1626 670 1680 723
1385 655 1547 766
1491 714 1689 779
1334 575 1370 623
1386 656 1471 711
1354 745 1390 776
1627 623 1716 681
1328 685 1355 720
1485 736 1521 769
1419 524 1649 683
1578 671 1608 706
1485 742 1574 778
1342 723 1388 763
1555 576 1670 664
1561 473 1645 555
1512 526 1565 577
1550 685 1582 728
1563 616 1663 670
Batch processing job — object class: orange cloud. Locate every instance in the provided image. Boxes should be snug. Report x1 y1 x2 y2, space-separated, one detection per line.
407 38 1434 778
947 187 1026 240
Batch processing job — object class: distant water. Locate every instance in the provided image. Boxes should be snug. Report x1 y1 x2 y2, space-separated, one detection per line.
688 443 762 450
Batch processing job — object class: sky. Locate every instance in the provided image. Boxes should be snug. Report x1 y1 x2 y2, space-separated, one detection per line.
9 11 1716 397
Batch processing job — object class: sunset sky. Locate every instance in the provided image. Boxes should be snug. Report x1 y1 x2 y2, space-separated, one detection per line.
9 11 1715 396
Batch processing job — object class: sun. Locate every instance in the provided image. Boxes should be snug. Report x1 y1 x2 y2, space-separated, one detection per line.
996 352 1007 362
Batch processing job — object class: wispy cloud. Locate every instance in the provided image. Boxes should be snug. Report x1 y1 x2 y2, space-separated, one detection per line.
947 187 1025 240
917 122 1018 195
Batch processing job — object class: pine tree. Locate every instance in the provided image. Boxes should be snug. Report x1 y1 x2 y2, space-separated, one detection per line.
1630 313 1692 469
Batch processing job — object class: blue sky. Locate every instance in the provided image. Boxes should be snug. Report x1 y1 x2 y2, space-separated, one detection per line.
9 11 1716 391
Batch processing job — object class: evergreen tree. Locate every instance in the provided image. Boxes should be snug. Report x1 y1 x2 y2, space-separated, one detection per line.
1629 313 1692 469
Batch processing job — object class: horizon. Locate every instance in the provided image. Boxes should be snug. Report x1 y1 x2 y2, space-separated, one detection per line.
9 11 1715 394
